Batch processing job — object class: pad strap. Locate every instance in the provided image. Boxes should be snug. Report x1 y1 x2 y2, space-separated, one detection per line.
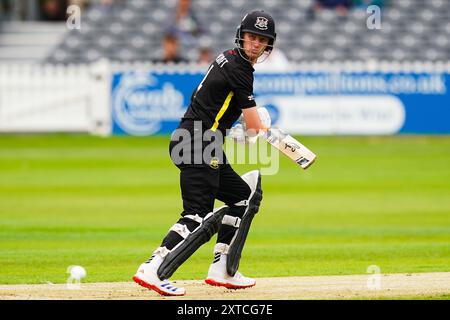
214 243 230 254
221 215 241 227
234 200 248 206
184 214 203 224
169 223 190 239
154 246 170 258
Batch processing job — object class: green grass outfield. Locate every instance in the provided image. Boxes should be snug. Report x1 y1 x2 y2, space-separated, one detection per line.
0 134 449 285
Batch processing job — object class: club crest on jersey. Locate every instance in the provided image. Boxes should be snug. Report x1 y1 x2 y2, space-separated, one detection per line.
255 17 268 30
209 157 220 169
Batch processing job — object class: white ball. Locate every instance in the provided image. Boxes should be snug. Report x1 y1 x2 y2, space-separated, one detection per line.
70 266 87 280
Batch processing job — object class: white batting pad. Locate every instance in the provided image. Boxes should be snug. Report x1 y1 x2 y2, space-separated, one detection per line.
240 170 260 194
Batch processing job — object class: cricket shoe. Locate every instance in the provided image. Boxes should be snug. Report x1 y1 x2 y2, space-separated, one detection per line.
132 249 185 296
205 248 255 289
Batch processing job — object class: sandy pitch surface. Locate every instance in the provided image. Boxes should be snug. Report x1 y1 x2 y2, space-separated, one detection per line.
0 272 449 300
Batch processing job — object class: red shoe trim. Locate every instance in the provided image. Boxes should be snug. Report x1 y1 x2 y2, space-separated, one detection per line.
132 276 185 296
205 278 255 289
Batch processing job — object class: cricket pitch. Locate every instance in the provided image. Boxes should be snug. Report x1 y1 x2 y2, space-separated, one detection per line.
1 272 449 300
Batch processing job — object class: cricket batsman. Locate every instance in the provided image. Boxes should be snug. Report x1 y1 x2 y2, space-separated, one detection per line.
133 10 276 296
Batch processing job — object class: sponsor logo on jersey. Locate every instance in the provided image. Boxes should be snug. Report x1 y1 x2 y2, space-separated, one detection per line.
215 53 229 68
255 17 269 30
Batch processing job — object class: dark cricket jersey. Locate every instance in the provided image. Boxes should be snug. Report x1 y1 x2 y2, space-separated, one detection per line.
181 48 256 135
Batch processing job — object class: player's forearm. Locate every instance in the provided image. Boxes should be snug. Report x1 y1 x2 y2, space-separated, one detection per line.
246 122 266 136
242 107 268 135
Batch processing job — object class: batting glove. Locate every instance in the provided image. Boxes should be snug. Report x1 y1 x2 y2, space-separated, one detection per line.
228 123 247 144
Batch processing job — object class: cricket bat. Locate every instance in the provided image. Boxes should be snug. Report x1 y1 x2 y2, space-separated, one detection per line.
263 127 317 169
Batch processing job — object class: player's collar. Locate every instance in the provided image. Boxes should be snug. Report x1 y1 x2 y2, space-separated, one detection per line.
235 48 255 72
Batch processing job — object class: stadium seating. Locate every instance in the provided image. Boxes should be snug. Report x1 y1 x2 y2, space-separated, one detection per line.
37 0 450 63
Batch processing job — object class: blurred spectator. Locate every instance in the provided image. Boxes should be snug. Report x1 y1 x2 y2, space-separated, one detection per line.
153 33 188 64
309 0 352 18
97 0 114 5
253 48 291 73
352 0 384 9
198 46 212 65
88 0 116 13
0 0 120 22
166 0 207 49
0 0 32 21
0 1 6 21
197 36 214 65
93 0 114 8
40 0 68 21
68 0 88 10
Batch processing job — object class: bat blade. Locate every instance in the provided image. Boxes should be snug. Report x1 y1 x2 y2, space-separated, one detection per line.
263 128 317 169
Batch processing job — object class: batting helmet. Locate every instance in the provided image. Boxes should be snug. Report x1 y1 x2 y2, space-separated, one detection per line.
235 10 277 55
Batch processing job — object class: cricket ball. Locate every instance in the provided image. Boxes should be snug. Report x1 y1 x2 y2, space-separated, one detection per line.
70 265 87 280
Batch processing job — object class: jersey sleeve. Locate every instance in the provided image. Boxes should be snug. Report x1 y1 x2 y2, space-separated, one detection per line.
225 66 256 110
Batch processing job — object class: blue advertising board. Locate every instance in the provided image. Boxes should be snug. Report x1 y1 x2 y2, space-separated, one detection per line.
111 70 450 135
111 71 203 135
